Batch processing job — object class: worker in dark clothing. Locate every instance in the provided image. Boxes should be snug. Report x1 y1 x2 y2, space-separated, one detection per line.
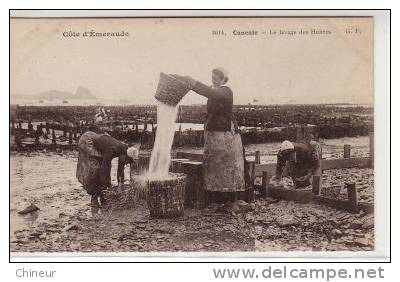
272 140 321 189
93 134 131 189
76 131 139 207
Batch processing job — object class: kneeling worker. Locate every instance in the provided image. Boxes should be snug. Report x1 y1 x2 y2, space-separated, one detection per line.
272 140 321 189
77 131 139 207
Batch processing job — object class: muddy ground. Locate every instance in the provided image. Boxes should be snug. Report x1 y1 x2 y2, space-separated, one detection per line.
10 137 374 253
11 195 374 253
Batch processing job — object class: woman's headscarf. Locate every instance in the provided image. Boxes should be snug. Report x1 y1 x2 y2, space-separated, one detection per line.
212 67 229 84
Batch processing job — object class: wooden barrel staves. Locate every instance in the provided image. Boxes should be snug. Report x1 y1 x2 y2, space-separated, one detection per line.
147 173 186 218
154 73 191 106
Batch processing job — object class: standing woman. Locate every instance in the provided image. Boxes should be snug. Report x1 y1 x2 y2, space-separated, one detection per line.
183 68 246 203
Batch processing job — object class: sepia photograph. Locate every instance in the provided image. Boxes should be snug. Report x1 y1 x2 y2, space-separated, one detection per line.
9 13 387 259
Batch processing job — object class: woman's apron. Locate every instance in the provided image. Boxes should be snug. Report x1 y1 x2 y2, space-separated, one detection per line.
203 123 246 192
76 131 104 195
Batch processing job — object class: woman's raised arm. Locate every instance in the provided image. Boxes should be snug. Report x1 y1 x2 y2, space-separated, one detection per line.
171 74 232 100
191 80 232 100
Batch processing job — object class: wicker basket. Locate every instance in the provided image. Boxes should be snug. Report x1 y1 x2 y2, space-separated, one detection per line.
154 73 191 106
101 173 150 211
146 173 186 218
102 183 141 211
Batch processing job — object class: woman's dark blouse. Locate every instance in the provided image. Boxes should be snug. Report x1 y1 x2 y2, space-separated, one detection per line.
192 81 233 132
93 134 128 185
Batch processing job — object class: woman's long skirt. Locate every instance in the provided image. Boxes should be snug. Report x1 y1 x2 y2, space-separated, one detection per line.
76 131 104 196
203 123 246 192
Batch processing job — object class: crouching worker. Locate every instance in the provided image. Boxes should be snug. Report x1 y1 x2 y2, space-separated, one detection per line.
272 140 321 189
76 131 139 207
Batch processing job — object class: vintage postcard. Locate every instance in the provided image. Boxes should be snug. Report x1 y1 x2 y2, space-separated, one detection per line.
10 14 387 259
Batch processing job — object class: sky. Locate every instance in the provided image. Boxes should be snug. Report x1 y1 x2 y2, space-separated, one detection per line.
10 17 374 105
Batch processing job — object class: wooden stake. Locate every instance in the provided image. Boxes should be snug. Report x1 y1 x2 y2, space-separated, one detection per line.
344 144 351 159
250 161 255 184
346 183 358 213
35 134 40 146
255 150 261 164
248 161 256 202
52 129 56 145
261 171 269 198
312 175 321 195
